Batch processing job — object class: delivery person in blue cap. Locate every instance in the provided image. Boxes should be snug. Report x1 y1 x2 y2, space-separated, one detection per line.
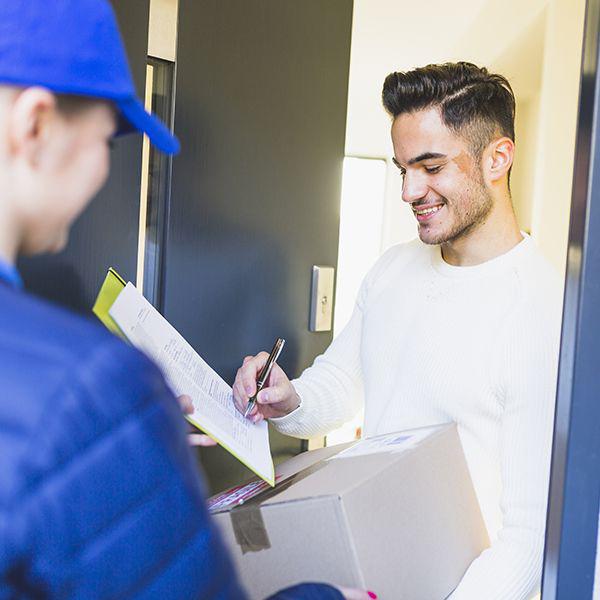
0 2 374 599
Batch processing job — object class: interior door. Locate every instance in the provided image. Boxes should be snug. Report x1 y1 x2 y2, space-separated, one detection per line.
165 0 354 492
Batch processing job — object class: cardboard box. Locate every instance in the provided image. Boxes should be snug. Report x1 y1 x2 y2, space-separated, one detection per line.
210 423 489 599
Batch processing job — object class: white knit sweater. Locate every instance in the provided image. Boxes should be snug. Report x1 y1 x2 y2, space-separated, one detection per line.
271 236 562 599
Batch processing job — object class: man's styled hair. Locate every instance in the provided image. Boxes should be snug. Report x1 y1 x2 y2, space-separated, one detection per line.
382 62 516 158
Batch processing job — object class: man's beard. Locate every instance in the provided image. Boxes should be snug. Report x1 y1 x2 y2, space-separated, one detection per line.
418 176 493 246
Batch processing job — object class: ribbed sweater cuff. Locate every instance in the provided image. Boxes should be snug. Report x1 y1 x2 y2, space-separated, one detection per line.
268 379 327 439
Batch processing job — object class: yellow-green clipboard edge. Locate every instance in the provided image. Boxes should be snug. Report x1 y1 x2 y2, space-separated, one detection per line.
185 415 275 487
93 268 275 487
92 268 127 339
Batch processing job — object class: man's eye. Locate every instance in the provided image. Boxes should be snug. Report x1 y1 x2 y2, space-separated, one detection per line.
424 166 441 174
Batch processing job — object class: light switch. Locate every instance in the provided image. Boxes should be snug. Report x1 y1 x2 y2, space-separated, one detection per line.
309 265 335 332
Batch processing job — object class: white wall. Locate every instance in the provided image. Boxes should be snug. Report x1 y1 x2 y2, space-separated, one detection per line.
334 158 386 335
530 0 586 273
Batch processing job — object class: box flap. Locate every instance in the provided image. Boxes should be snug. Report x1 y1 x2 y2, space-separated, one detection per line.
210 423 450 512
209 441 354 512
259 424 451 506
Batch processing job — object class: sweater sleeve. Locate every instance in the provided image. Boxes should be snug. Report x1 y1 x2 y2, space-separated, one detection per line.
269 300 364 439
270 244 406 439
450 294 561 600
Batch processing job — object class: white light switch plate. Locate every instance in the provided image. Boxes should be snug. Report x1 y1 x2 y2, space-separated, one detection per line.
309 265 335 332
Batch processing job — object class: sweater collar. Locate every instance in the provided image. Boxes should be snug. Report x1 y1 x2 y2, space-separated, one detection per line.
430 233 532 279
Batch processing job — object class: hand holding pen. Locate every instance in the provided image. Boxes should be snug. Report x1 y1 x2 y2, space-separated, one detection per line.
243 337 285 417
233 338 301 423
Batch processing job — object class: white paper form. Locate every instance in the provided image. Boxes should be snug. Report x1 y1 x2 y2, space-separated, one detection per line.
109 282 275 485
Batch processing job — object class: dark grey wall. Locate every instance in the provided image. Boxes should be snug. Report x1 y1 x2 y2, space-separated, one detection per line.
18 0 149 312
167 0 353 492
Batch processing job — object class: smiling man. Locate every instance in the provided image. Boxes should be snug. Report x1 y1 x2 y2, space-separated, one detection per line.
233 63 563 599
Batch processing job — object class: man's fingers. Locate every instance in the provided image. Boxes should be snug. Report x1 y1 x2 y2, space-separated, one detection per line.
239 352 270 395
232 380 247 412
240 364 258 396
234 352 275 419
257 386 281 405
233 375 261 420
188 434 218 447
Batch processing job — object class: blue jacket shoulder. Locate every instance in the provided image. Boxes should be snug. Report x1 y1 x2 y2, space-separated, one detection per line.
0 285 245 598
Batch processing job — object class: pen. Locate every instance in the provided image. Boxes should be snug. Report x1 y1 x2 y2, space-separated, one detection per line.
244 337 285 418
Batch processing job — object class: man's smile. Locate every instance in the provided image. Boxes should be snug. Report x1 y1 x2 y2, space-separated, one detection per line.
412 202 445 222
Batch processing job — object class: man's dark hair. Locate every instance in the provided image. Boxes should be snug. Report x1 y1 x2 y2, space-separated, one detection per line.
382 62 515 158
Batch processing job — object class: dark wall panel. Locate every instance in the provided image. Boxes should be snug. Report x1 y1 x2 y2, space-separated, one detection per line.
168 0 353 492
18 1 149 313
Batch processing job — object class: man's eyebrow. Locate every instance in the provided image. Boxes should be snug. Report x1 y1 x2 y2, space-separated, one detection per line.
407 152 447 165
392 152 447 169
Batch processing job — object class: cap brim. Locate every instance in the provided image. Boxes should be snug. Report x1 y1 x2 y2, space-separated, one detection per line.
115 96 180 155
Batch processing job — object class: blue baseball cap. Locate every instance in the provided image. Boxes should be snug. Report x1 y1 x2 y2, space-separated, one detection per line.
0 0 179 155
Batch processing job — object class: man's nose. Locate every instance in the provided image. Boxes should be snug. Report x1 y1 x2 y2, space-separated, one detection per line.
401 171 428 204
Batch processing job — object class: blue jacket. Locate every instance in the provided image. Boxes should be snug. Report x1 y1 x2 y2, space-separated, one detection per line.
0 272 342 600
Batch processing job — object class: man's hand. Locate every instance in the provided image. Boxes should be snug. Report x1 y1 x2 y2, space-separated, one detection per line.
177 394 218 447
232 352 301 423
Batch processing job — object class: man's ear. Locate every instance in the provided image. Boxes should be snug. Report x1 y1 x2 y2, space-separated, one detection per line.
7 87 58 168
485 136 514 183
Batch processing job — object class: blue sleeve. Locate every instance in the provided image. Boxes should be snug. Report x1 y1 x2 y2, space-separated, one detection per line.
1 336 247 599
267 583 344 600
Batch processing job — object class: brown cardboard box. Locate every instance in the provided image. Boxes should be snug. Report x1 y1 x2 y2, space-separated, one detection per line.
210 423 489 599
